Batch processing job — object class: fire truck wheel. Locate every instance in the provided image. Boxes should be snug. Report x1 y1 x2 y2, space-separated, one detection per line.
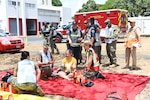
55 35 62 43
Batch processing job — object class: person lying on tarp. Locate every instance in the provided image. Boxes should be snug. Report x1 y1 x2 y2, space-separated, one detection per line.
57 49 77 80
82 40 105 79
7 51 45 96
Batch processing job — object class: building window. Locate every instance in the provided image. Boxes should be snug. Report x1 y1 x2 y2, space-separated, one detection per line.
8 0 20 6
42 0 44 5
25 3 35 8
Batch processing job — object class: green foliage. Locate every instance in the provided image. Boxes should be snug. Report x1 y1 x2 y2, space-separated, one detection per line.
52 0 62 6
100 0 150 17
77 0 99 13
77 0 150 16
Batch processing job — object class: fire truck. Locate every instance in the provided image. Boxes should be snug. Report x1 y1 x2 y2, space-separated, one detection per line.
74 9 128 38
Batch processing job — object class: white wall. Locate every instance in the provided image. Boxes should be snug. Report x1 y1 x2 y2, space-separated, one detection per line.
0 0 7 31
0 0 72 33
61 7 72 26
129 17 150 35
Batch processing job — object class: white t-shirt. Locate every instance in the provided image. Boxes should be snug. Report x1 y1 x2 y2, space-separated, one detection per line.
17 59 36 83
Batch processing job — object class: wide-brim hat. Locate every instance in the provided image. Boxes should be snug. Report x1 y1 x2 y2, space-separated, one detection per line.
43 42 49 48
82 40 92 46
128 19 136 23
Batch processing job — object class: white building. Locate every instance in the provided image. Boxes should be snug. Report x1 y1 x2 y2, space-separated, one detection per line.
0 0 72 36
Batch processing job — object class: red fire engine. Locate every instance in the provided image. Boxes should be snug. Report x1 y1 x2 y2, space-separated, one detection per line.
74 9 128 37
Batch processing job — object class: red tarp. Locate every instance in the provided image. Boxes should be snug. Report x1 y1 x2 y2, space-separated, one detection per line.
38 73 150 100
0 71 149 100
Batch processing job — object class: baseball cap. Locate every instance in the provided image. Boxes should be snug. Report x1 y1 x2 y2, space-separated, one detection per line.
72 21 77 25
105 19 110 23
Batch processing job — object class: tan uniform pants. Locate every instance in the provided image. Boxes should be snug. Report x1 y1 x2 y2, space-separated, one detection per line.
10 76 44 96
125 47 137 67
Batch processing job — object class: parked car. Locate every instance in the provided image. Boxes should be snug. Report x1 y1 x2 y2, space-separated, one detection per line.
55 24 72 43
0 31 24 53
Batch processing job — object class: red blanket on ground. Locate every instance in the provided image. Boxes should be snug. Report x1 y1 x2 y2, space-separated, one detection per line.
38 73 150 100
0 71 149 100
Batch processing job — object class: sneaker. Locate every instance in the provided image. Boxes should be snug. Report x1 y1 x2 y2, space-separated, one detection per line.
56 52 60 54
102 63 112 67
114 63 119 67
129 67 141 71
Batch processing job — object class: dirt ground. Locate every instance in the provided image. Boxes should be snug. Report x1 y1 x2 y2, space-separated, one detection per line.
0 37 150 100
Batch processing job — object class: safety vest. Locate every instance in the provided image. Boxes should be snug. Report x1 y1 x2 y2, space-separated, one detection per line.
69 28 82 47
126 27 140 48
85 48 100 71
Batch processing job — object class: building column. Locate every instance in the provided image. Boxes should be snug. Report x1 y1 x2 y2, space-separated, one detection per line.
21 0 27 36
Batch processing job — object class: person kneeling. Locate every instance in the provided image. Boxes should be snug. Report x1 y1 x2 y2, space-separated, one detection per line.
9 51 44 96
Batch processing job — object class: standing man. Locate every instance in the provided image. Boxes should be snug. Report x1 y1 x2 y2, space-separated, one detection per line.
90 17 102 64
49 24 60 54
41 22 50 45
68 21 83 65
123 19 141 70
83 20 95 46
103 19 119 67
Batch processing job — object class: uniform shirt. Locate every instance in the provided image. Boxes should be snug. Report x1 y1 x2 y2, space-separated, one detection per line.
127 26 141 41
61 57 77 73
84 26 95 41
17 59 36 83
104 27 114 44
41 25 50 33
68 28 82 47
90 24 102 46
105 25 119 44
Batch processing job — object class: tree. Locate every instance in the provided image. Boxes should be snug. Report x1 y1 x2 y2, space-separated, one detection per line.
52 0 62 6
100 0 150 17
77 0 99 13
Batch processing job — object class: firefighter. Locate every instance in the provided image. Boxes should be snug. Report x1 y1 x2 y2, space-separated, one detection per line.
83 20 95 47
103 19 119 67
90 17 102 64
67 21 83 65
123 19 141 70
41 22 50 46
49 24 60 54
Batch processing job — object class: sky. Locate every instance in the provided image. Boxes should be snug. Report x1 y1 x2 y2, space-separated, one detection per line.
61 0 107 15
